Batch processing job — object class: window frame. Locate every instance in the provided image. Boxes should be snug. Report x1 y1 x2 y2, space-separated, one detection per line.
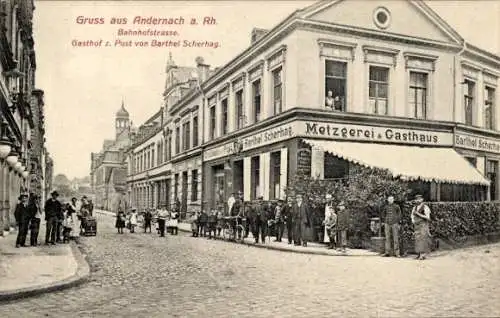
192 115 199 147
408 71 429 120
235 89 244 129
484 85 495 130
220 98 228 136
464 79 475 126
191 169 198 202
252 79 262 124
271 66 283 116
209 105 216 140
324 59 348 112
368 65 390 115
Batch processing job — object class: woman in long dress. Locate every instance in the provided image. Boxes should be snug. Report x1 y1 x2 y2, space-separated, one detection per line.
323 194 334 244
411 194 432 260
68 198 79 238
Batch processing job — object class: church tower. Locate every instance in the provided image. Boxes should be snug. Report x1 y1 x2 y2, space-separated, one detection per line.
115 99 130 138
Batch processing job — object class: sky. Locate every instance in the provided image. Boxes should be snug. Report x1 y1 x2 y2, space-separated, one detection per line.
32 0 500 179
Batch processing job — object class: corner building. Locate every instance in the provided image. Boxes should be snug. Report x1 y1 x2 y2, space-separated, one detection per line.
127 0 500 214
200 0 499 206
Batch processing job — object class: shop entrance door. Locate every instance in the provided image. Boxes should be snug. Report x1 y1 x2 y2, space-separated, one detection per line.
182 171 188 216
233 160 244 196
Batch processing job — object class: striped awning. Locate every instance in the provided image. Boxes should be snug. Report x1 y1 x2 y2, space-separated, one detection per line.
303 139 490 186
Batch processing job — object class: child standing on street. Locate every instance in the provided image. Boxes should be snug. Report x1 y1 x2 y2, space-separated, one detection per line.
216 209 223 238
116 211 126 234
190 211 199 237
62 205 73 243
207 210 217 239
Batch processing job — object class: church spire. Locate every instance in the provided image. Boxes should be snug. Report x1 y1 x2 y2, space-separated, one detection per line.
166 52 176 72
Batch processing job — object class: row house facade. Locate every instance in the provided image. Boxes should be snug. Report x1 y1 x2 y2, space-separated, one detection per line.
127 0 500 215
126 54 209 214
90 103 132 211
0 0 47 235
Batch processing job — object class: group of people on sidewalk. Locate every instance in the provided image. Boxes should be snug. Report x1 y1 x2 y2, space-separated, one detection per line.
187 191 433 259
14 190 94 247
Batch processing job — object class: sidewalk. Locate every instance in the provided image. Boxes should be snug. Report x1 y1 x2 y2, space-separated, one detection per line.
0 222 90 302
177 222 378 257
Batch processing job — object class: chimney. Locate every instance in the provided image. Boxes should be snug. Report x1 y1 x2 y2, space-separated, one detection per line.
251 28 268 44
195 56 210 82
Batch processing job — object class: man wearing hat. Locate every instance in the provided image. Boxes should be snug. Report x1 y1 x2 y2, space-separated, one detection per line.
292 194 312 247
251 196 267 243
382 195 402 257
336 200 349 253
44 191 62 245
274 200 285 242
14 194 29 247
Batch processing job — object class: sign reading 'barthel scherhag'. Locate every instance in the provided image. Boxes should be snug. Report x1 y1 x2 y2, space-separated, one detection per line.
301 122 453 146
454 133 500 154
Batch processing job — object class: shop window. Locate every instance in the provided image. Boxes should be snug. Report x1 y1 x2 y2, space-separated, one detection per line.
165 179 171 209
235 90 244 129
485 86 495 130
272 67 283 115
221 99 228 135
464 79 475 125
324 153 349 179
487 160 498 200
409 72 428 119
214 166 225 206
191 169 198 202
270 152 281 199
369 66 389 115
325 60 347 111
251 156 260 200
192 116 199 147
175 126 180 154
253 80 262 123
209 106 216 140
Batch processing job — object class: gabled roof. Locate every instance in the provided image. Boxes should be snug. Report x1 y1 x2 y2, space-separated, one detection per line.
299 0 464 45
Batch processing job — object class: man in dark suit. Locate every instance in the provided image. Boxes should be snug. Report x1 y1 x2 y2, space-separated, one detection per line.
44 191 62 245
282 198 294 244
14 194 29 247
250 197 267 243
293 194 312 247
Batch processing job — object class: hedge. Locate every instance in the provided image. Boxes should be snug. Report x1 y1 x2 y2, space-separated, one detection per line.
399 201 500 247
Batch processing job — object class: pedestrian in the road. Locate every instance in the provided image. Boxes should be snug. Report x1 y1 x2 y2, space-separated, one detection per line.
382 195 402 257
207 210 217 239
129 209 138 233
336 201 349 253
144 209 153 233
14 194 29 248
29 194 42 246
216 209 223 238
44 191 61 245
293 194 312 247
55 199 65 243
116 210 126 234
411 194 432 260
157 208 168 237
251 197 267 244
274 200 285 242
198 209 208 237
283 198 294 244
190 211 199 237
68 197 79 239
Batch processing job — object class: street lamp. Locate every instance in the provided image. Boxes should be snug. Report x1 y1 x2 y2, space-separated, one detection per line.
6 150 18 168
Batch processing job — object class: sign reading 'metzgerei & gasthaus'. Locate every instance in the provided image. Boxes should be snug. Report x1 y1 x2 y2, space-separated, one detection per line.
302 122 453 145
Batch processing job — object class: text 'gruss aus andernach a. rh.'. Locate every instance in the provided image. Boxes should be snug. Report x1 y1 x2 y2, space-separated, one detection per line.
71 15 221 49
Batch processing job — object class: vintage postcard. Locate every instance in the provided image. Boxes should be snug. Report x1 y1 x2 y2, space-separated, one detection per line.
0 0 499 317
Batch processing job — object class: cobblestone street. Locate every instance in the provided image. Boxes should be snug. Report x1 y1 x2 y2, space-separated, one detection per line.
1 213 499 317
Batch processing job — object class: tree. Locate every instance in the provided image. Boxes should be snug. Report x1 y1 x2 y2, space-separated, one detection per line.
53 174 70 187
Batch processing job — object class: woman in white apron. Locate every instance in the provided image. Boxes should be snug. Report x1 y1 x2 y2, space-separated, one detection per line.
323 194 334 244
